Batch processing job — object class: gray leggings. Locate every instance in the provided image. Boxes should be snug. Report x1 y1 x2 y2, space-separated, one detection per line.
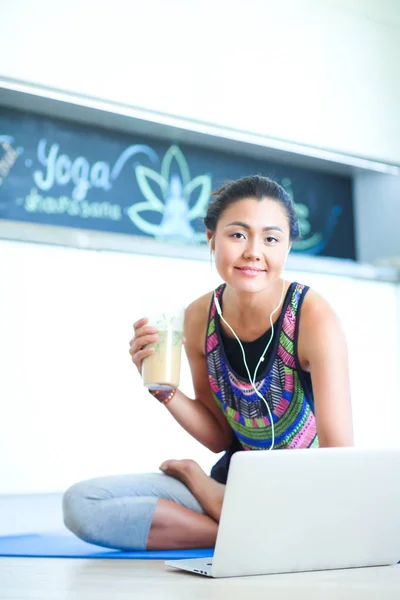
62 473 204 551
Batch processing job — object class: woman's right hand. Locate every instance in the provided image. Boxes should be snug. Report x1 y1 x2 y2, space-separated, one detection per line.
129 318 159 374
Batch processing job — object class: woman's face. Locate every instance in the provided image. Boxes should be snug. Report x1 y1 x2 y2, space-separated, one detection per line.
209 197 291 293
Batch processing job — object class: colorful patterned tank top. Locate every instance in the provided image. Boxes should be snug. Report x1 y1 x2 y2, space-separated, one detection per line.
206 282 318 451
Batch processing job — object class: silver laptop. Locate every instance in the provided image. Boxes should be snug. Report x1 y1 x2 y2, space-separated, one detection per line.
165 447 400 578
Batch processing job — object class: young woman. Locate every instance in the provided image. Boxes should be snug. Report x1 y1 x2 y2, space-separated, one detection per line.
63 176 353 551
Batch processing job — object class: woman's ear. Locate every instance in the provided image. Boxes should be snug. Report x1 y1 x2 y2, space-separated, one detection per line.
206 231 214 251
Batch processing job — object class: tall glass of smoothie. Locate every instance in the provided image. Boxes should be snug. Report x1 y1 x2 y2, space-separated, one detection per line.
142 306 184 390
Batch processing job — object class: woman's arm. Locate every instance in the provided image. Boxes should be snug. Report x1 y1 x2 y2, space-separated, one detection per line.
163 296 233 453
298 290 354 447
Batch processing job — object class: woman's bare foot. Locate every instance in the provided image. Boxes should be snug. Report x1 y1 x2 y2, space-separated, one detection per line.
159 459 225 523
159 459 201 485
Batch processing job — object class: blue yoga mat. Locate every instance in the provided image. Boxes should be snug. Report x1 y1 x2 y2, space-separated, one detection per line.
0 533 214 560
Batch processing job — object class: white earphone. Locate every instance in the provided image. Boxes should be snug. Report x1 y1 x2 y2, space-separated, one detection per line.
209 236 285 451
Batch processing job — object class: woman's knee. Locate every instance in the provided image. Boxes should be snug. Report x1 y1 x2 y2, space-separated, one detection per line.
62 478 159 550
62 476 151 542
62 480 100 540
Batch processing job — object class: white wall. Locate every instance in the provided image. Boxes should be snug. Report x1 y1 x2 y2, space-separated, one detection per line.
0 0 399 164
0 239 399 495
0 493 64 535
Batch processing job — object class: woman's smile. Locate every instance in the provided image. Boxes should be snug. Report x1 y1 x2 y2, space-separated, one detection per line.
235 266 266 277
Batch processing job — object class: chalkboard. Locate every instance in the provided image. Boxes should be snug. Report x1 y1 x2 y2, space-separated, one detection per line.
0 107 355 259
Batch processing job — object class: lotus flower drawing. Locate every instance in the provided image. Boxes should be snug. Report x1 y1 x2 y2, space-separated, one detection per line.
127 145 211 243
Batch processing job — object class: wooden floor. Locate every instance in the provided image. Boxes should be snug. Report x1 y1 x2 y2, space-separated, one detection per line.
1 558 400 600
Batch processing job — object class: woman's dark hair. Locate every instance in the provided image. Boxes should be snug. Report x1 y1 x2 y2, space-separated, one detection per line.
204 175 300 241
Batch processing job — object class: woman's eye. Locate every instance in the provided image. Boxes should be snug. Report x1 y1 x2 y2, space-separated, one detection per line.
231 232 245 239
266 236 278 243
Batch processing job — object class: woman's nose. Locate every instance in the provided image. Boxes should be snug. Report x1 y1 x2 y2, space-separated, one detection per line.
243 240 262 261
